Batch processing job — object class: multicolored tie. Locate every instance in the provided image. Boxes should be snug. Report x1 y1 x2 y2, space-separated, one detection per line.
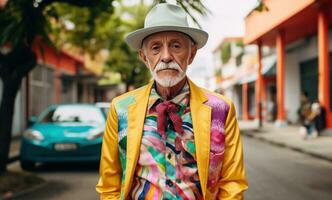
156 100 184 139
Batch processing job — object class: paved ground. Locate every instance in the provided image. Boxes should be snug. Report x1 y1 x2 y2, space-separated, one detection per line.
7 135 332 200
244 136 332 200
8 162 99 200
7 122 332 199
239 121 332 162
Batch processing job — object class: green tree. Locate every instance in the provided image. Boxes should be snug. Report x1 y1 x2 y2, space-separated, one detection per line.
105 3 151 91
220 42 231 65
0 0 207 173
0 0 113 173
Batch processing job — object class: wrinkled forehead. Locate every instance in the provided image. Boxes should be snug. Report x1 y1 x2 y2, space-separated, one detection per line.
142 31 193 47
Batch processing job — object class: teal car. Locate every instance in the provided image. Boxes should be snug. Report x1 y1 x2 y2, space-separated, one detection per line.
20 104 106 170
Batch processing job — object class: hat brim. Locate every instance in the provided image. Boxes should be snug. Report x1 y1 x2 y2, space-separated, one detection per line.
125 26 209 50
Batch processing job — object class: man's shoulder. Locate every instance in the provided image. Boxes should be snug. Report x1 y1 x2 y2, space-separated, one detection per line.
112 84 149 108
199 87 234 108
189 80 233 107
198 88 237 122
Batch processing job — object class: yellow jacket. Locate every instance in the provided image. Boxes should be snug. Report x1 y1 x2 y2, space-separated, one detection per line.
96 79 248 199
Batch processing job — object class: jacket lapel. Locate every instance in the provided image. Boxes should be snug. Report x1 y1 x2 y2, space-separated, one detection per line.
123 81 154 199
188 79 211 199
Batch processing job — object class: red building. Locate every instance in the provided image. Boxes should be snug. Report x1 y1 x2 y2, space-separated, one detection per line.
27 41 97 117
244 0 332 128
2 41 102 136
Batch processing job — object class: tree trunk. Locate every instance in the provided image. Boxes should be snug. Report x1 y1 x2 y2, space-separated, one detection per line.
0 46 36 173
0 78 21 172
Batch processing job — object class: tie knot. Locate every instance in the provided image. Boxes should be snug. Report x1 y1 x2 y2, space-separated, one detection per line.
156 100 179 114
156 100 184 138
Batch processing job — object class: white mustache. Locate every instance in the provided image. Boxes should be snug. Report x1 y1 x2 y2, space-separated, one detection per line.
154 61 183 73
149 61 186 87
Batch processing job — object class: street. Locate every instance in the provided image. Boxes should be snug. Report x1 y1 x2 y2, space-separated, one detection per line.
244 136 332 200
7 136 332 200
8 162 100 200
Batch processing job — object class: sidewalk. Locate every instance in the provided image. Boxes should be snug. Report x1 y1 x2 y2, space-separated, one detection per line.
239 120 332 162
8 137 21 164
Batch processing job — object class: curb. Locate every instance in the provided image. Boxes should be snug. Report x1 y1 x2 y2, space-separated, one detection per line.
241 131 332 163
7 155 19 165
0 180 47 200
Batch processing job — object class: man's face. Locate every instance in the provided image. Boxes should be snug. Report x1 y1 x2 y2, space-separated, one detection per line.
139 31 197 87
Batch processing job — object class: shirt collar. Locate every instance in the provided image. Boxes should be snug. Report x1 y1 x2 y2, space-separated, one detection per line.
148 81 190 111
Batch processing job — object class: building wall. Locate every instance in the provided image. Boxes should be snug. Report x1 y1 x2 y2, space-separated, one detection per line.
29 64 55 117
224 86 242 117
297 29 332 61
283 29 332 123
233 85 243 119
284 52 301 123
212 50 222 71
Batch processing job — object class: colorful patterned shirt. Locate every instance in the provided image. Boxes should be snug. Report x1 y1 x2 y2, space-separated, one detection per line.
130 82 203 199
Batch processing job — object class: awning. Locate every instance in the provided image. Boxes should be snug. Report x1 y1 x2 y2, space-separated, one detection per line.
238 54 276 84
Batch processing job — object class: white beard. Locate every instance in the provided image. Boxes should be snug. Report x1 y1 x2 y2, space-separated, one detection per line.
148 61 187 87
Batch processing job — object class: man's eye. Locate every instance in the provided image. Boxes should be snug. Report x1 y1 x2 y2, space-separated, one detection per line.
172 43 181 49
152 46 160 51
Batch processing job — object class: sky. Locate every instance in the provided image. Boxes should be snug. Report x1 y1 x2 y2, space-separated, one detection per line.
186 0 258 88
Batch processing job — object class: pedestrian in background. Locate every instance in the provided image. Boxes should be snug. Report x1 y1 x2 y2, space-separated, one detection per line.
298 91 311 125
96 3 248 199
299 101 325 139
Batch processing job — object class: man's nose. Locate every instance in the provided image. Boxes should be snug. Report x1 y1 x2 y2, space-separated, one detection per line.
160 47 173 63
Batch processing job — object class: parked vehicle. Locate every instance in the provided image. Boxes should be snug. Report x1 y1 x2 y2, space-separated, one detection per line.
20 104 106 170
95 102 110 117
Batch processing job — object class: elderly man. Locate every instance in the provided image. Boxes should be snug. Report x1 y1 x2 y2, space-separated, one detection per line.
96 3 248 200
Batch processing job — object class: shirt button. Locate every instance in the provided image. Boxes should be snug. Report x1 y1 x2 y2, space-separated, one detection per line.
166 179 173 187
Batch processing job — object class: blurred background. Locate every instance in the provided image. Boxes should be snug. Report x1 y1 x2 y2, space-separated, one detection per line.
1 0 332 199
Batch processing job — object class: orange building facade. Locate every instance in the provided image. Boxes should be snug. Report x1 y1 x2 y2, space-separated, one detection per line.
28 41 95 116
244 0 332 128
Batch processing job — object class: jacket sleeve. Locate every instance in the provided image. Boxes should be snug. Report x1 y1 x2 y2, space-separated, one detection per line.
96 100 122 200
218 102 248 200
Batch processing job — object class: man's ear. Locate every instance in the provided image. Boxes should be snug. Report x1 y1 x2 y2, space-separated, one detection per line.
188 44 198 65
138 49 148 66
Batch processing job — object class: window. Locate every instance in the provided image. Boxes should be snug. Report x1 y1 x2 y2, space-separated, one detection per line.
40 105 105 124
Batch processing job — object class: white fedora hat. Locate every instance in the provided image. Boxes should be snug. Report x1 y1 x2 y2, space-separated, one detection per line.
125 3 208 50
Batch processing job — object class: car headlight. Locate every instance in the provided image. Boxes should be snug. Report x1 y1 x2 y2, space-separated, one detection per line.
23 129 44 141
87 128 104 140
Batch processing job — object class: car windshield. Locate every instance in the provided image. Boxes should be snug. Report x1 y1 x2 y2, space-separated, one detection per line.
96 103 110 117
100 107 109 117
40 106 105 124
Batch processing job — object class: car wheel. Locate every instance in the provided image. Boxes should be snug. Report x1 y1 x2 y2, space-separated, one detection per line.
20 160 35 171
